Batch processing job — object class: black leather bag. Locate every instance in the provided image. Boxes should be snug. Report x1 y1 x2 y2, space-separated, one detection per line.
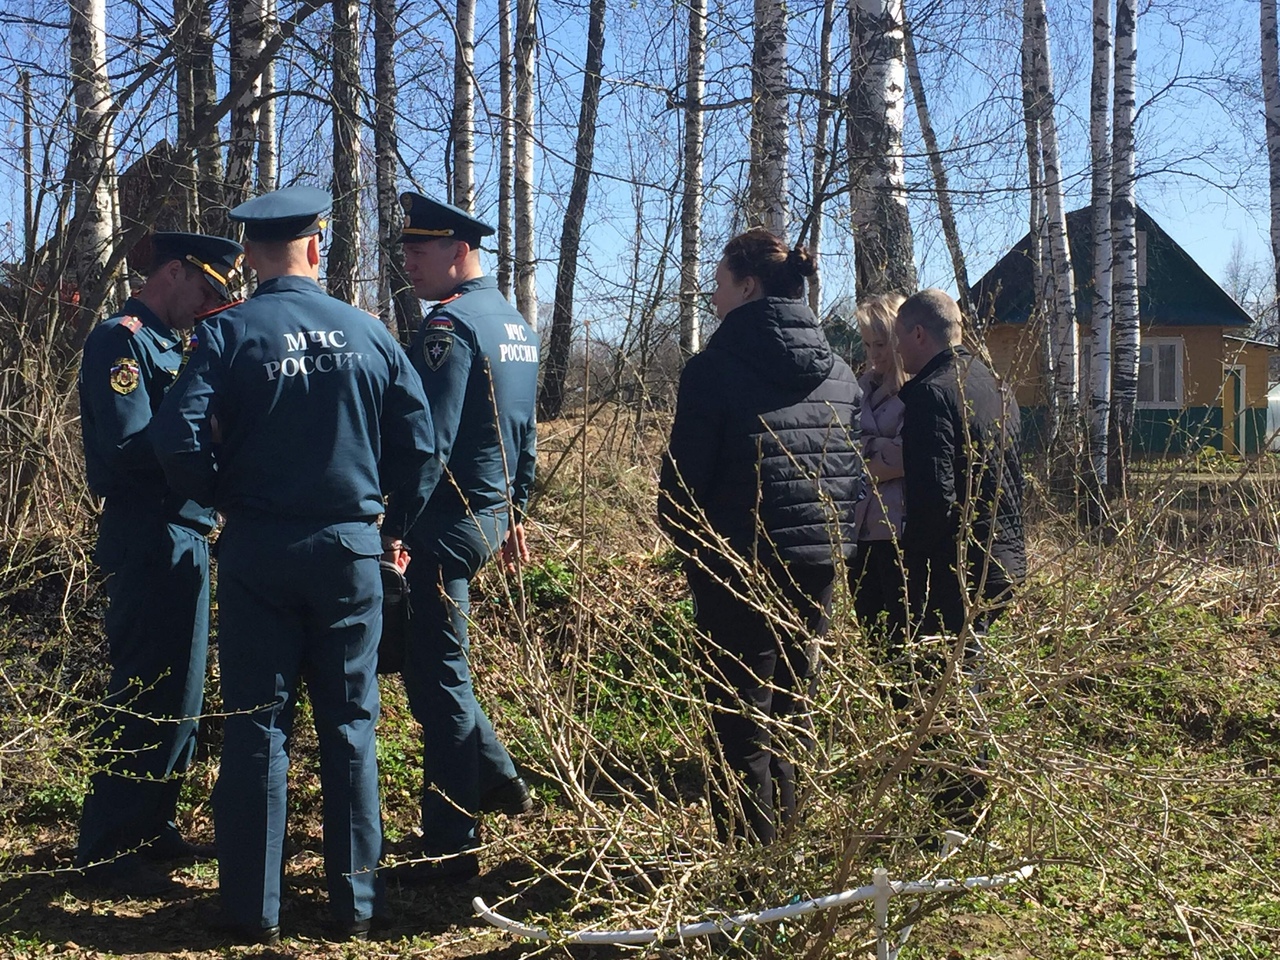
378 560 411 675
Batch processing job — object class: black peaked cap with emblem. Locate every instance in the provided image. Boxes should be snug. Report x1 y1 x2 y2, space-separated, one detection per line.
152 232 245 302
399 192 495 248
230 185 332 243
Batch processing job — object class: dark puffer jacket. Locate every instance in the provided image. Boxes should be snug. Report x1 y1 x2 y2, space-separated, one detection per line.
658 297 863 570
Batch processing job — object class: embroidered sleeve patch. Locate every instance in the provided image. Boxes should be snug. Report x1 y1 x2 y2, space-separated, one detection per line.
422 331 453 371
110 357 141 395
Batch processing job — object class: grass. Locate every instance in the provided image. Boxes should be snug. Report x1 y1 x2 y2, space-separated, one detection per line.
0 409 1278 957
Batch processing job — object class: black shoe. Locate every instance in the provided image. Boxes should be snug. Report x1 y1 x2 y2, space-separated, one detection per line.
142 827 217 864
479 777 533 816
328 917 375 942
387 850 480 885
210 913 282 946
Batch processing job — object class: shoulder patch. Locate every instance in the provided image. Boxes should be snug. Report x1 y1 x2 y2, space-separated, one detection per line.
422 330 453 371
118 316 142 335
109 357 141 395
427 316 454 331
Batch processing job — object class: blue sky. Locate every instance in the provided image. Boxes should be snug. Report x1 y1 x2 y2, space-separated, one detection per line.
0 0 1269 321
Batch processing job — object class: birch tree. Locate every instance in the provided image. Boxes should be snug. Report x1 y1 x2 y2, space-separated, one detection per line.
807 0 836 316
258 0 278 192
68 0 117 328
848 0 916 300
540 0 605 419
747 0 788 233
174 0 198 225
193 0 224 234
1019 5 1045 334
328 0 361 304
227 0 269 211
514 0 538 327
1110 0 1139 493
1089 0 1113 492
1025 0 1078 423
497 0 515 298
1263 0 1280 338
678 0 706 356
904 16 968 315
374 0 420 339
452 0 476 209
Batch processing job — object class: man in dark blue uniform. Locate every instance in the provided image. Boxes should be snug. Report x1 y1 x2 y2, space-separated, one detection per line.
76 231 243 893
390 192 539 881
152 187 439 943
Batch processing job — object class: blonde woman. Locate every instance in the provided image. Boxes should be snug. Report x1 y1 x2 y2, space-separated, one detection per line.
848 294 909 652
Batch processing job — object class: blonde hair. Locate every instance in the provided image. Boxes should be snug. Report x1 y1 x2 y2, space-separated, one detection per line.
856 293 907 392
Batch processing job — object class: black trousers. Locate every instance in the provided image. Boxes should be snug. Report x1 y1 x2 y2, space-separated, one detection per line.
849 540 908 651
687 563 834 845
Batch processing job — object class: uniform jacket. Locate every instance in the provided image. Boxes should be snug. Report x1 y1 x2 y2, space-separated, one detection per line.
658 296 863 570
899 345 1026 602
79 297 215 536
404 275 539 541
853 370 905 543
151 275 438 542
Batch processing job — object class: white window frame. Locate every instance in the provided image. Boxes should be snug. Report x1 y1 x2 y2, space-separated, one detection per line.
1136 336 1184 409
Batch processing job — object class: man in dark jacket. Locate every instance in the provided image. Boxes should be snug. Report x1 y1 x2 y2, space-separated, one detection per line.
77 231 242 894
154 187 438 943
894 288 1025 636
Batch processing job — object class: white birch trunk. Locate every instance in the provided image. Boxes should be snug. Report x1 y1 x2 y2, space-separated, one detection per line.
497 0 515 298
69 0 117 320
514 0 538 327
1026 0 1078 418
329 0 361 305
1263 0 1280 338
904 18 968 314
257 0 278 192
1110 0 1139 489
452 0 476 209
748 0 788 233
808 0 835 315
227 0 268 211
679 0 706 357
848 0 916 299
1089 0 1113 489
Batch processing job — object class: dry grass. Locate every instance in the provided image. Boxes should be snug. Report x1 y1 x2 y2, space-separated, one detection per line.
0 399 1278 957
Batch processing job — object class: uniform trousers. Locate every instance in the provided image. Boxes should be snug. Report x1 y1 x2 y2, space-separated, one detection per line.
213 518 383 930
403 508 518 854
687 563 834 845
77 507 209 870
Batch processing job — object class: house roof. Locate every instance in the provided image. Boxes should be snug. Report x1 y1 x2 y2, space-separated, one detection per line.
970 205 1251 329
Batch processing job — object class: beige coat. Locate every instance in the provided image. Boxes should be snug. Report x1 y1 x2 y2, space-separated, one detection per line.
853 371 905 542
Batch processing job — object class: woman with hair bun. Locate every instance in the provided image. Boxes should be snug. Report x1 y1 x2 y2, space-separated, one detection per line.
658 227 863 844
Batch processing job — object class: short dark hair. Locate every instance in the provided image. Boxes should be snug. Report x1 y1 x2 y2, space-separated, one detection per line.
721 227 817 299
898 288 962 346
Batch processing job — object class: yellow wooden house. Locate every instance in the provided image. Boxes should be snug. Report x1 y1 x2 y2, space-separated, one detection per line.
971 205 1274 456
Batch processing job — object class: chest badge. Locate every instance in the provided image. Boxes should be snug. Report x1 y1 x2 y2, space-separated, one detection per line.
109 357 141 395
422 331 453 371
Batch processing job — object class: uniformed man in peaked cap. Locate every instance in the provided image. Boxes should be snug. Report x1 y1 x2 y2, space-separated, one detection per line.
76 231 243 894
152 186 439 943
388 192 539 882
